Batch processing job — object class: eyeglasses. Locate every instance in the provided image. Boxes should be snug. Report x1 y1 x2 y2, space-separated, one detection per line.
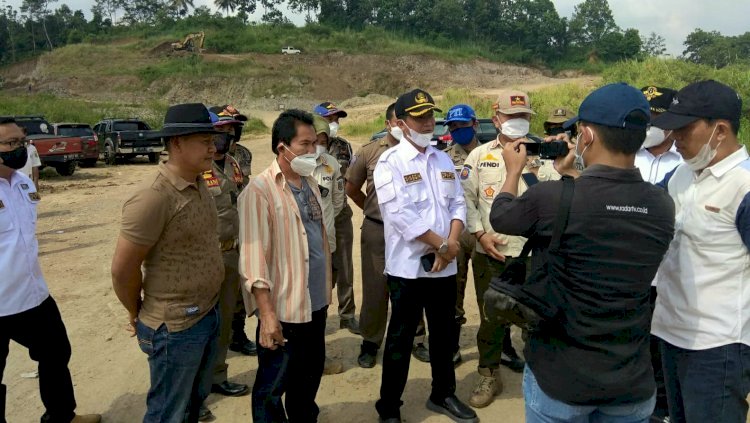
0 138 28 149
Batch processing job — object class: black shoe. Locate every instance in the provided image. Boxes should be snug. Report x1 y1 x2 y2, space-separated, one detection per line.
211 381 250 397
426 396 478 423
229 339 258 356
358 347 377 368
340 318 361 334
500 351 525 373
412 343 430 362
452 350 462 367
198 404 214 422
379 418 401 423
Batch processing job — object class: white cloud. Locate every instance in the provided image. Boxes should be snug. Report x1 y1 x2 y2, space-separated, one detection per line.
4 0 749 56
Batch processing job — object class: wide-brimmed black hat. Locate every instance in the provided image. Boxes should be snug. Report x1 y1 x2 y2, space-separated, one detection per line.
150 103 219 138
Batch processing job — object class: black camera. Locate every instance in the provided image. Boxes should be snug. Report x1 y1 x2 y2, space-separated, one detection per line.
522 139 569 159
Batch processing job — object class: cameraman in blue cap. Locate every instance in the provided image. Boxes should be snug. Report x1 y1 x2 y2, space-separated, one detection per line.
490 83 675 422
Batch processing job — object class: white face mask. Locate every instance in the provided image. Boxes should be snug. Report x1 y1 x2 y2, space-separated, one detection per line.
283 147 318 177
500 118 530 139
328 121 339 138
643 127 666 149
388 123 403 141
574 127 592 171
684 124 721 171
315 145 327 156
400 123 433 148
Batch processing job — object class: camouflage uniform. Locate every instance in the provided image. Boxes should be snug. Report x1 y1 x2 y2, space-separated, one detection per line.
202 155 245 384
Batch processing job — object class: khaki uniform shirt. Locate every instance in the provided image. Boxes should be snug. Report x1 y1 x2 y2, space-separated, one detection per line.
202 155 244 243
461 137 560 256
120 162 224 332
443 142 472 173
345 137 394 221
313 153 345 252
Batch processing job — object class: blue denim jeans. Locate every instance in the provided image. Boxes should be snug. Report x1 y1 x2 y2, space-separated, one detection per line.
523 366 655 423
136 307 219 423
659 339 750 423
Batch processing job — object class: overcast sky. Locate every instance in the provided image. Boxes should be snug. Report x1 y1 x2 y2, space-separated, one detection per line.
4 0 748 56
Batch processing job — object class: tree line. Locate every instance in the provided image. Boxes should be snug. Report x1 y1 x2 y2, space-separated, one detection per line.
1 0 748 69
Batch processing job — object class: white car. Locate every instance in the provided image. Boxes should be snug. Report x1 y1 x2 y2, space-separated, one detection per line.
281 46 301 55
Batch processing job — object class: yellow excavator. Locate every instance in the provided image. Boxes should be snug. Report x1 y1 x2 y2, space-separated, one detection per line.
171 32 205 53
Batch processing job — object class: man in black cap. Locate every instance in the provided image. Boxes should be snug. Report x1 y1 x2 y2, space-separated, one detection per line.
635 86 682 185
373 89 477 423
651 80 750 423
491 83 675 420
111 103 224 423
631 85 681 423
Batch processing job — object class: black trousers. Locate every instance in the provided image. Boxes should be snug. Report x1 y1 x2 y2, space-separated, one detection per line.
0 296 76 423
376 275 458 419
251 306 327 423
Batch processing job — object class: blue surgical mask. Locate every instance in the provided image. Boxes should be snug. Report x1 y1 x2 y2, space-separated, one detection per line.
450 126 475 146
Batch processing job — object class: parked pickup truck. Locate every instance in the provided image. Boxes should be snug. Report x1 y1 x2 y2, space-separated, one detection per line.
93 118 163 165
52 123 99 168
13 115 84 176
281 46 301 55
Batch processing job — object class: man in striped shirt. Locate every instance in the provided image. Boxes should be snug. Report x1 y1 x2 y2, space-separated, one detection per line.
238 109 332 423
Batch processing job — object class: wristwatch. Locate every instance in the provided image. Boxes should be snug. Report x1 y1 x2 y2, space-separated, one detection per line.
438 239 449 255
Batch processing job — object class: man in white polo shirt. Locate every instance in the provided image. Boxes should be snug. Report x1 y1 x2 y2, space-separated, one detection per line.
651 80 749 423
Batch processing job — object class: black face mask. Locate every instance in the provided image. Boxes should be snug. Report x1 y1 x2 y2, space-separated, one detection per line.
0 146 28 170
213 133 235 155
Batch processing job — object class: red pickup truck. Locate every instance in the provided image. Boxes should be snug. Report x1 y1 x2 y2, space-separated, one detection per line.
14 116 84 176
52 123 99 168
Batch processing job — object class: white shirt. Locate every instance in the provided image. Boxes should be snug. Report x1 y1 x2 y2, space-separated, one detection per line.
19 144 42 180
374 141 466 279
652 146 750 350
0 171 49 316
634 144 682 184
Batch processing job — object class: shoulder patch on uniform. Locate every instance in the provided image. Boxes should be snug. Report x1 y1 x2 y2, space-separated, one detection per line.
319 185 330 198
202 170 220 188
28 192 41 201
460 165 472 180
337 176 344 191
404 173 423 184
441 171 456 180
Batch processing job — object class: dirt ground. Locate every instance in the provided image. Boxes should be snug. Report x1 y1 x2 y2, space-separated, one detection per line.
3 123 530 423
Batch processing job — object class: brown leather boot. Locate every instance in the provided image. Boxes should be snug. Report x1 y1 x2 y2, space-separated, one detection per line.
469 367 502 408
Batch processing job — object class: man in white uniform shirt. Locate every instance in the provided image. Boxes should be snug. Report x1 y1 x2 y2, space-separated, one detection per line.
0 117 100 423
634 86 682 184
652 80 750 423
373 89 477 423
633 85 682 422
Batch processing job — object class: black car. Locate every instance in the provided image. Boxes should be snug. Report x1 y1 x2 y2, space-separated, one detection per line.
370 118 498 149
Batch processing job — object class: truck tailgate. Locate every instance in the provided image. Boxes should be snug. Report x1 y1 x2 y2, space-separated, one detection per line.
31 135 85 162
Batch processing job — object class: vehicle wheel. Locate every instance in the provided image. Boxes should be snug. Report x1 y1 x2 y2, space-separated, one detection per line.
80 158 97 168
104 143 116 165
54 161 76 176
148 152 159 164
